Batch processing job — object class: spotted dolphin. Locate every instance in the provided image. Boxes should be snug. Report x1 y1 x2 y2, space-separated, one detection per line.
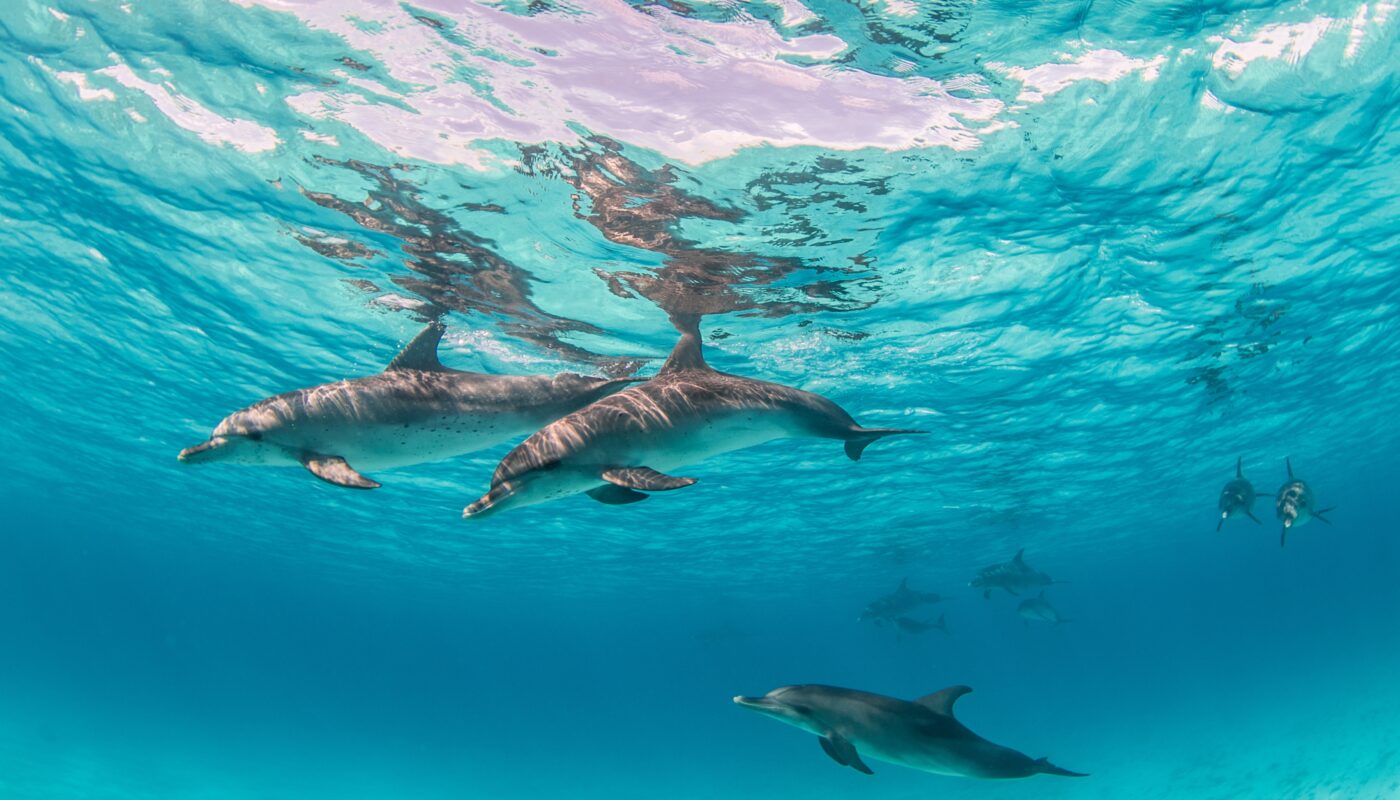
733 684 1086 779
179 324 640 489
1018 591 1069 626
1275 457 1335 547
860 578 944 624
1217 456 1260 531
970 549 1063 599
462 320 923 519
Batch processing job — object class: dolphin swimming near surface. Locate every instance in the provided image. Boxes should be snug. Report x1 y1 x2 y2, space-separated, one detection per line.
733 684 1086 779
462 318 923 519
1217 456 1261 531
970 549 1062 599
1275 457 1335 547
1018 591 1069 626
178 324 640 489
860 578 944 624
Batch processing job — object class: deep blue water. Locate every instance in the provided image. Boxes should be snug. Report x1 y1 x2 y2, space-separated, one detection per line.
2 0 1398 797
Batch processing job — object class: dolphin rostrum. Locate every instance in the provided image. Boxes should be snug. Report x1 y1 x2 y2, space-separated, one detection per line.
733 684 1086 779
970 549 1063 599
179 324 640 489
860 578 944 624
462 319 923 519
1218 456 1261 531
1018 591 1069 626
1275 457 1335 547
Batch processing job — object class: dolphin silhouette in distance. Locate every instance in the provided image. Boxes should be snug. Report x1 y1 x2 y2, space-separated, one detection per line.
179 323 640 489
1218 456 1261 531
1275 457 1335 547
462 317 923 519
733 684 1086 779
970 549 1065 599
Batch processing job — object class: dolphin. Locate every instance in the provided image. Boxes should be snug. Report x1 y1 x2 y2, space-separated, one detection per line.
1018 591 1069 626
462 319 923 518
178 324 640 489
893 613 949 637
970 549 1063 599
733 684 1086 779
1217 456 1261 531
860 578 945 624
1275 457 1335 547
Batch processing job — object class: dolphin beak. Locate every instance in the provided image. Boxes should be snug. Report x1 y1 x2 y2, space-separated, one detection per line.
733 696 774 711
178 437 228 463
462 484 514 520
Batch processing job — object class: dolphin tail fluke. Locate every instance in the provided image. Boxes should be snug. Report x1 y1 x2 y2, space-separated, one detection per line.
1314 507 1336 524
1035 757 1088 778
1246 509 1262 525
843 428 926 461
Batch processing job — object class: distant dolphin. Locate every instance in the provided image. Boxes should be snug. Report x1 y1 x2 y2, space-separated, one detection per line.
179 324 639 489
970 550 1063 599
1275 457 1335 547
1217 457 1261 531
893 613 949 637
462 319 923 518
1018 591 1069 626
733 684 1086 779
860 578 944 624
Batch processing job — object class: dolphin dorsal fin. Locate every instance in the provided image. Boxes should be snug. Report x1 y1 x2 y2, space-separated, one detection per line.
658 315 708 375
1013 548 1025 565
915 685 972 717
1236 456 1243 478
387 323 448 372
899 577 909 591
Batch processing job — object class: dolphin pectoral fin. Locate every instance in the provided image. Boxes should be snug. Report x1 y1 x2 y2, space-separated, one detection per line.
586 485 649 505
1280 527 1288 547
298 453 381 489
819 733 874 775
843 428 925 461
1314 507 1336 524
601 467 697 491
1246 510 1262 525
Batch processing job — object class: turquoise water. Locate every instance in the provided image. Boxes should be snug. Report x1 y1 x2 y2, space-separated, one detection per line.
2 0 1399 797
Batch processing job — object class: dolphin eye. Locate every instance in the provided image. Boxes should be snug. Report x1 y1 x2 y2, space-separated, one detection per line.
245 432 263 441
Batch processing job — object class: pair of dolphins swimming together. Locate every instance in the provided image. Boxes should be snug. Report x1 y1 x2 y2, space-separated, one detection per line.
1217 457 1335 546
179 320 922 517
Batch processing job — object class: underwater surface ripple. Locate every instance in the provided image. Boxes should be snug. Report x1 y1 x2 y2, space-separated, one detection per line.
1 0 1398 798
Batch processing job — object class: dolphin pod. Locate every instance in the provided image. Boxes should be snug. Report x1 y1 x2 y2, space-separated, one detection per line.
178 324 640 489
461 318 924 519
734 684 1086 779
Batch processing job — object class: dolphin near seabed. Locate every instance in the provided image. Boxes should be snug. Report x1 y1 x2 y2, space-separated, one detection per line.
734 684 1087 779
179 324 640 489
1275 457 1335 547
1217 456 1261 531
462 318 924 519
